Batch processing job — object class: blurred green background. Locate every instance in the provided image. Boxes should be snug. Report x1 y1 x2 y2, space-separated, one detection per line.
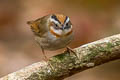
0 0 120 80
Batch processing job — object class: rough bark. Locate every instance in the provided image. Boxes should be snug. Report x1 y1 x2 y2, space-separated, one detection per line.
0 34 120 80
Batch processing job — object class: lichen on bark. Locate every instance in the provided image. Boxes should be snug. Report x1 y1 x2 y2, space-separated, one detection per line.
0 34 120 80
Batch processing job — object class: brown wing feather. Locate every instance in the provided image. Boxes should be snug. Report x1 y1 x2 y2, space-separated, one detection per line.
27 15 50 37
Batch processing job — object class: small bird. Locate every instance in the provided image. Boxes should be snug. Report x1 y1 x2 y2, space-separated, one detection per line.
27 14 75 60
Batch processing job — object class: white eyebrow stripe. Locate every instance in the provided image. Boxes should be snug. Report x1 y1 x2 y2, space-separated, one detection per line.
50 18 59 24
65 17 70 24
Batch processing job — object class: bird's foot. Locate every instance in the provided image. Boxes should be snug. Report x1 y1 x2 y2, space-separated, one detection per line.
66 47 79 59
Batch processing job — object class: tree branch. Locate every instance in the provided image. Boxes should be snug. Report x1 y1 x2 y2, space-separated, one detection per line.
0 34 120 80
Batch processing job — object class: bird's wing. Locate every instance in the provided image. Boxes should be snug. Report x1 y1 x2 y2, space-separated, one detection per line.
27 15 50 37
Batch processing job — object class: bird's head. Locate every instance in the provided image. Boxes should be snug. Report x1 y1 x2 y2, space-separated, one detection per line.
48 14 73 37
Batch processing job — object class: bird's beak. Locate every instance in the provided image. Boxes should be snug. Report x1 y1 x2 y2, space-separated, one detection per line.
60 25 64 30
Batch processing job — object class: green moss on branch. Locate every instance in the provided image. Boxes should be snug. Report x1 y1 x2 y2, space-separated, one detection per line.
1 34 120 80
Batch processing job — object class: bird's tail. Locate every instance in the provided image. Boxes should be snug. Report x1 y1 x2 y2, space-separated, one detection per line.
27 20 34 25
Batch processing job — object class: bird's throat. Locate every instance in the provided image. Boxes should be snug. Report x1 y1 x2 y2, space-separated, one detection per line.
50 29 73 38
50 29 61 37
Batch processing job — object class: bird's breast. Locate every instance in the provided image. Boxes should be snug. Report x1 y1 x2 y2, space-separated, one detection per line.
35 31 73 51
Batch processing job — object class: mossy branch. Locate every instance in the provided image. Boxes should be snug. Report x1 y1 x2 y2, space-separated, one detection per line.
0 34 120 80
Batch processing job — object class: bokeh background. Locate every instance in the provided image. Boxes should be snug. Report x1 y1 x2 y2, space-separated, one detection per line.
0 0 120 80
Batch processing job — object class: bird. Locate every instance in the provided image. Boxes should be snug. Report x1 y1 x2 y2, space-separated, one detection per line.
27 14 76 60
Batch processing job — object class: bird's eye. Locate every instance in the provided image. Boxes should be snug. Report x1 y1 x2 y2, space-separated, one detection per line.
65 22 71 29
55 24 58 27
66 23 69 26
51 22 59 29
54 24 59 29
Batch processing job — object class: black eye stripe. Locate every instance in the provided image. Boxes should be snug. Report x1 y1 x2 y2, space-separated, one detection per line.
51 15 61 24
64 25 71 29
64 16 68 24
64 21 72 29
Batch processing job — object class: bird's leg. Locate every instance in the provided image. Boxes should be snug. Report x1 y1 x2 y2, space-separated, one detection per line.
40 46 54 70
66 46 79 59
40 46 49 61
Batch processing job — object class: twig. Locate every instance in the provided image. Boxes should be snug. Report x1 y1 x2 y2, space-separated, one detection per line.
0 34 120 80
